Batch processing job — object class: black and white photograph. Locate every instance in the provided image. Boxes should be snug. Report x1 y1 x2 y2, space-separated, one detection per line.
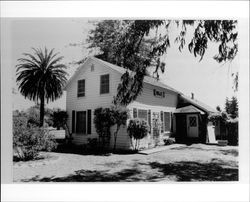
1 1 249 202
9 18 240 182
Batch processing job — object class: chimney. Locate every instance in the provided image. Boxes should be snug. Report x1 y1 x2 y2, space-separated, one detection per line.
191 93 194 99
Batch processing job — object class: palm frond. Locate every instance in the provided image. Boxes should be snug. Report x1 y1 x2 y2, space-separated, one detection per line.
16 47 68 103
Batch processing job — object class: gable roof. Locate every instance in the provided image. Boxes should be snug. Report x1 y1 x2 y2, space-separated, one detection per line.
91 57 182 94
180 94 217 114
174 105 205 114
64 56 216 113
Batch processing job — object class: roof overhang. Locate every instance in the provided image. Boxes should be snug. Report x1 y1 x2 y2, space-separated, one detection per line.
174 105 205 114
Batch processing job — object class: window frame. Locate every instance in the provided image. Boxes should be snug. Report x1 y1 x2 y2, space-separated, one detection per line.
138 109 148 121
77 79 85 97
100 74 110 94
76 111 87 134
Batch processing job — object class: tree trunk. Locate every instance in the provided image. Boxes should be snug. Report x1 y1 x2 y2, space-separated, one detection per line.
39 93 45 127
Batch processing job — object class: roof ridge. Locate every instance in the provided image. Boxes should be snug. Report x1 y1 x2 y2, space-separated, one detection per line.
91 56 182 94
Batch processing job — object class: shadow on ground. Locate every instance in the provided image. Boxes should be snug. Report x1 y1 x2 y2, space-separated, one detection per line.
21 159 238 182
54 144 137 156
170 145 238 157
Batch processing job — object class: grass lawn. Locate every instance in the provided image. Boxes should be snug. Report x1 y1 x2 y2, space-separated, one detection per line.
13 143 238 182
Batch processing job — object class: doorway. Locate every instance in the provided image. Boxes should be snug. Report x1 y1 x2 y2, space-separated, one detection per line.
186 114 199 138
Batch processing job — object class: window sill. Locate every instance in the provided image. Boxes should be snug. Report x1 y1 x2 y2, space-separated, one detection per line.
77 96 86 99
99 93 111 96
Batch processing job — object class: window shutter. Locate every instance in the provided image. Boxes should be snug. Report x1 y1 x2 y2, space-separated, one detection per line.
148 110 151 133
72 110 75 133
160 111 164 133
87 109 91 134
133 108 137 118
164 112 171 132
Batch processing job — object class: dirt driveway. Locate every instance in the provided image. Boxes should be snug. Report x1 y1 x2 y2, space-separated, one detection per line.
13 144 238 182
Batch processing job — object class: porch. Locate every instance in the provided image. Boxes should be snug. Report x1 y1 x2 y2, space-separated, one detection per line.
174 105 208 144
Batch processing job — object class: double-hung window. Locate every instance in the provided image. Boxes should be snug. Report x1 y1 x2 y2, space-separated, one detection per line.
138 109 148 121
100 74 109 94
77 79 85 97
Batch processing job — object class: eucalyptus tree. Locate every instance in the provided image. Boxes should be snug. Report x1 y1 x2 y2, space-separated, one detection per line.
87 20 238 105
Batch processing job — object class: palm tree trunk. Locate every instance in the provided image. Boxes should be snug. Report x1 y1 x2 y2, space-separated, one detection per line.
39 93 45 127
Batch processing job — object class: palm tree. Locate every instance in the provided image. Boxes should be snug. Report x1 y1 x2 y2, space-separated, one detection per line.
16 47 68 127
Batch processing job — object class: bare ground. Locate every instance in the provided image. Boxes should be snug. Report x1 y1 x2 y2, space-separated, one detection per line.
13 143 238 182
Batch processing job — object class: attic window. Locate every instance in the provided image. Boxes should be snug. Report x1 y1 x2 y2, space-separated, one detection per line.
91 64 94 72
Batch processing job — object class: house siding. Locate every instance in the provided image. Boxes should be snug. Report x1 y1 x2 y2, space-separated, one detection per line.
65 58 179 150
66 58 121 145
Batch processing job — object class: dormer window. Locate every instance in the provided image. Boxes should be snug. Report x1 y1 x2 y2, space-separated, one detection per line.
100 74 109 94
77 79 85 97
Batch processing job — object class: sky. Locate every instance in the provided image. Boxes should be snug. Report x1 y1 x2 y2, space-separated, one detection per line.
8 18 238 111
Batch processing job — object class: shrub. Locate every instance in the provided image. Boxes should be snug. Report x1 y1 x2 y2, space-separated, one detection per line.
87 138 98 150
52 110 68 130
26 105 54 127
110 105 129 151
226 120 238 146
127 119 149 151
164 137 175 145
94 107 114 149
13 114 58 161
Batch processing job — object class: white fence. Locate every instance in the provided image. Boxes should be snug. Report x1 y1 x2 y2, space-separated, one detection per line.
49 130 66 139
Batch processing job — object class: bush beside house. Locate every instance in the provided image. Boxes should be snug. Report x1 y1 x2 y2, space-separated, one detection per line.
127 119 149 151
93 106 129 151
13 110 59 161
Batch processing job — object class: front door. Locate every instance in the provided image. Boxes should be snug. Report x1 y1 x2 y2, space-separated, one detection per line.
186 114 199 138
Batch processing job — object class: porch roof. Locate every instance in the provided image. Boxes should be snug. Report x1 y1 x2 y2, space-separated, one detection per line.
174 105 205 114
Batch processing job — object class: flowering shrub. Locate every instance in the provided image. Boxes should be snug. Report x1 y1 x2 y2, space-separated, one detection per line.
127 119 149 151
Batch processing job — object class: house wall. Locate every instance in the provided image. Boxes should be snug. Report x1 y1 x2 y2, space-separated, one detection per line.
66 58 121 145
65 58 179 150
126 83 178 149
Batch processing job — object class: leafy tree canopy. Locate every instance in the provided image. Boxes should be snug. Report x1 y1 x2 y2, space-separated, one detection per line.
225 96 238 119
87 20 238 105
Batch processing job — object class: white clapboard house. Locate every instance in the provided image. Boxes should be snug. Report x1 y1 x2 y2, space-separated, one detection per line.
64 57 218 150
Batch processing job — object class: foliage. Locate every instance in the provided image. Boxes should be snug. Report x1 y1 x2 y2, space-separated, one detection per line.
164 138 176 145
226 121 238 146
87 20 238 105
26 105 53 127
110 105 129 151
52 110 68 129
16 47 68 126
13 114 58 161
94 107 114 149
225 96 238 119
216 106 221 112
127 119 149 151
209 96 238 145
93 106 128 151
87 138 98 150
